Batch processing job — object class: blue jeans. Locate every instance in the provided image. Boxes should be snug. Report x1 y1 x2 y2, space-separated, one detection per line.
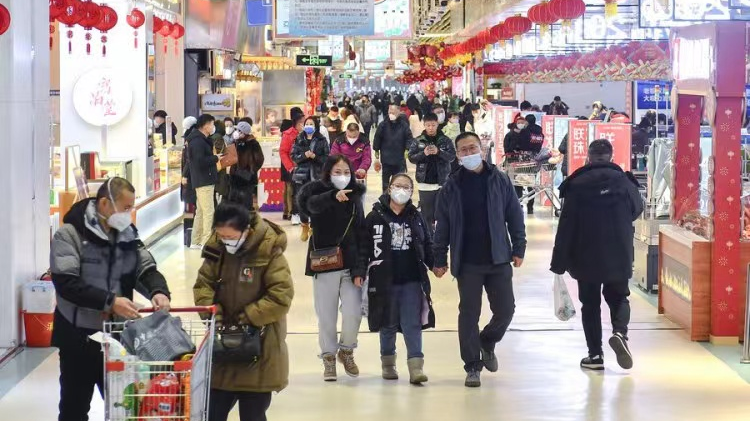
379 282 424 359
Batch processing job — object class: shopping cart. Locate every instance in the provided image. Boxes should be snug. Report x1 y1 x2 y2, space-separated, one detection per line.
504 158 562 213
102 306 216 421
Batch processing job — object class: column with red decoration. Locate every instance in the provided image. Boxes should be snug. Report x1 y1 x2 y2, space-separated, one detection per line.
670 94 702 220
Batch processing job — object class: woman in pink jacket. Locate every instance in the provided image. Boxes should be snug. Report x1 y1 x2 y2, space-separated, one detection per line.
331 122 372 181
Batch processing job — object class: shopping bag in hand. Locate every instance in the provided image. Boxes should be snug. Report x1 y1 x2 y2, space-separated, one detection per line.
553 274 576 321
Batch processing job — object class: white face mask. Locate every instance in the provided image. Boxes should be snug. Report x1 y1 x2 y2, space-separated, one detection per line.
210 125 216 135
226 126 234 135
389 113 398 121
347 137 358 145
105 179 131 232
390 188 412 205
222 232 247 255
516 123 527 130
232 130 242 140
460 153 483 170
331 175 351 190
436 113 445 123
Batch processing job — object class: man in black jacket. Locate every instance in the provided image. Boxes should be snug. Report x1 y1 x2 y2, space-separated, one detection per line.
516 114 545 214
550 139 643 371
408 113 455 234
187 114 221 248
433 133 527 388
51 177 170 421
373 103 413 193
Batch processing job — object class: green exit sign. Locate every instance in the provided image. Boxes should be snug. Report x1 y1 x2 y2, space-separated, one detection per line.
339 74 354 79
296 54 333 67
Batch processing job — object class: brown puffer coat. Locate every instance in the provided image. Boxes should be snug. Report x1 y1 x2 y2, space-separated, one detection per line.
193 215 294 393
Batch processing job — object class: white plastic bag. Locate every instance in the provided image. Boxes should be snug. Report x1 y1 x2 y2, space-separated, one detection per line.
553 274 577 321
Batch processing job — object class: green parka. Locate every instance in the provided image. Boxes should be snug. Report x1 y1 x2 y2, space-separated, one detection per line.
193 215 294 393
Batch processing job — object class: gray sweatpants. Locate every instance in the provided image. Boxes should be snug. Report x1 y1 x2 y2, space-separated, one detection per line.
313 269 363 356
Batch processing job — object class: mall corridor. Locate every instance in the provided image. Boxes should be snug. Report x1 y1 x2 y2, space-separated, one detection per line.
1 181 750 420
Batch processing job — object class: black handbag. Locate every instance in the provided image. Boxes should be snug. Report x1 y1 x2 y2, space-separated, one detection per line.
212 324 264 364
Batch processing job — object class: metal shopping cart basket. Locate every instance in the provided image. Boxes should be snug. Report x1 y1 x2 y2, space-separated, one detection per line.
102 306 216 421
504 158 562 213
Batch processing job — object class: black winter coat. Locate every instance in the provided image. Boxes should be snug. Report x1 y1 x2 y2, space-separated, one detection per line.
373 115 412 166
291 132 330 183
360 196 435 332
550 162 643 283
186 130 219 188
408 131 456 186
297 180 368 278
517 124 544 154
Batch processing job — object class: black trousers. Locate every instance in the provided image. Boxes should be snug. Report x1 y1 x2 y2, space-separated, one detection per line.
418 189 439 236
292 182 310 224
381 162 406 193
457 263 515 372
363 122 373 140
577 280 631 356
58 338 104 421
209 389 272 421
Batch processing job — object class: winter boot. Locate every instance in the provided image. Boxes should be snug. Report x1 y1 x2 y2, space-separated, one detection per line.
381 355 399 380
337 348 360 377
322 354 337 381
301 223 311 242
407 357 428 384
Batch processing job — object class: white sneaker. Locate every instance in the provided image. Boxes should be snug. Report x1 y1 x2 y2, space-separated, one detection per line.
291 214 301 225
189 244 203 250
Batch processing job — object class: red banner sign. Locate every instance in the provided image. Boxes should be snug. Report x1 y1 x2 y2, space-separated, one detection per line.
567 120 590 174
593 123 632 171
541 115 556 149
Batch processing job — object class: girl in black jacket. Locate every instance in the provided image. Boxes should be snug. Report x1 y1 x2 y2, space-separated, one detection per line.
297 155 368 382
291 117 330 240
360 174 435 385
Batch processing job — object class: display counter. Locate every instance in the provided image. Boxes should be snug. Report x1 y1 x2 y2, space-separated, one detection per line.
658 225 711 341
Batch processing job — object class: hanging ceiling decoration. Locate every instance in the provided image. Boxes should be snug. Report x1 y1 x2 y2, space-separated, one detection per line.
126 7 146 49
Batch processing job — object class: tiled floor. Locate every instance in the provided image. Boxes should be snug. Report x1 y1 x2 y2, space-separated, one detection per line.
2 174 750 420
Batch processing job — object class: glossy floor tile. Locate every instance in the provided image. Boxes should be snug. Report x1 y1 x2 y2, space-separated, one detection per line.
1 174 749 420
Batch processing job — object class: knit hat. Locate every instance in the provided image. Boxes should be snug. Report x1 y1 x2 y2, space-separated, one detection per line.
182 116 197 135
236 121 252 135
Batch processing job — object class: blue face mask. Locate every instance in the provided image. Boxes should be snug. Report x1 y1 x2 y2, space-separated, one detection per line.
304 126 315 135
460 153 482 170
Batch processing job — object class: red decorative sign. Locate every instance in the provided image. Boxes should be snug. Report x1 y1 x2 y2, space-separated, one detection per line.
541 116 556 149
593 123 632 171
567 120 589 174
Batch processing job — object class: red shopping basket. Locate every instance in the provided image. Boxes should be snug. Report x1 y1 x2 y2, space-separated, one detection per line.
24 312 54 347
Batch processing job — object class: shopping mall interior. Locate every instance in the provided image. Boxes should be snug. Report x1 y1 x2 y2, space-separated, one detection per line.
2 0 750 420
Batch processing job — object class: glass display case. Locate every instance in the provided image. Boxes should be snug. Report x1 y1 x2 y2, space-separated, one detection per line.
674 135 714 240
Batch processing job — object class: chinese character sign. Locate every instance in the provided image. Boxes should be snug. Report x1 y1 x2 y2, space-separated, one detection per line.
73 69 133 127
289 0 374 36
542 116 556 148
568 120 590 174
593 123 632 171
635 81 672 111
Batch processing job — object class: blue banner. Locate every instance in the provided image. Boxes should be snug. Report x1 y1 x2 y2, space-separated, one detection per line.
246 0 272 26
635 81 672 111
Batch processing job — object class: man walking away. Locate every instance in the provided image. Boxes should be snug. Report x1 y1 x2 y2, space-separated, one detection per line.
433 133 526 388
374 103 413 192
358 95 379 140
187 114 222 248
550 139 643 371
408 113 455 234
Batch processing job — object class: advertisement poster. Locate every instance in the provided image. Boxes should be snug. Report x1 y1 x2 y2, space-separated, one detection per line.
372 0 412 39
318 37 346 62
364 40 391 62
289 0 374 36
201 94 234 112
568 120 590 174
541 116 556 148
593 123 633 171
554 118 573 149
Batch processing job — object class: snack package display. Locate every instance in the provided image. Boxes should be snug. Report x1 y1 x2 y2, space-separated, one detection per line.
138 373 182 419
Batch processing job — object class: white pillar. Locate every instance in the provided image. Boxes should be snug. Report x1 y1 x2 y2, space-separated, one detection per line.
0 0 51 348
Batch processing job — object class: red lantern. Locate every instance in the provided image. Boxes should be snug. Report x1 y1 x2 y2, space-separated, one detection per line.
505 14 532 41
49 15 56 50
170 23 184 56
57 0 83 54
153 16 163 34
478 29 493 47
126 7 145 49
549 0 586 27
50 0 66 21
94 5 117 57
0 4 9 36
159 20 173 53
78 1 101 55
528 2 557 36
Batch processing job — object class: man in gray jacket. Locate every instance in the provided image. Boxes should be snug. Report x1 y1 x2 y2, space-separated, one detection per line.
51 177 171 421
357 94 379 139
433 132 526 388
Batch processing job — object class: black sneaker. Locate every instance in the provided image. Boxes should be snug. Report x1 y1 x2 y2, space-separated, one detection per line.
465 370 481 388
481 345 499 373
580 355 604 371
609 333 633 369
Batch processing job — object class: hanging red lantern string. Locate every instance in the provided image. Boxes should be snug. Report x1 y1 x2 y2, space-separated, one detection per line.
528 1 557 36
0 4 9 36
504 14 532 41
604 0 618 18
57 0 83 54
548 0 586 28
159 20 173 54
49 0 65 50
78 1 102 55
126 7 145 49
94 4 118 57
153 16 164 35
170 23 184 56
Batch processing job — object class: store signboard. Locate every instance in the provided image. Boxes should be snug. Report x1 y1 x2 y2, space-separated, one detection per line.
636 81 672 110
593 123 632 171
288 0 374 36
541 116 556 148
295 55 333 67
246 0 272 26
72 68 133 127
364 40 391 62
568 120 590 173
582 6 669 41
201 94 235 112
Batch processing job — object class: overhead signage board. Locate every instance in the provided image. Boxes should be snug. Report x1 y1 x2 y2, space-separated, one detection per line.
339 74 354 79
317 36 345 62
296 55 333 67
287 0 374 36
246 0 272 26
364 40 391 62
582 6 669 41
635 81 673 111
